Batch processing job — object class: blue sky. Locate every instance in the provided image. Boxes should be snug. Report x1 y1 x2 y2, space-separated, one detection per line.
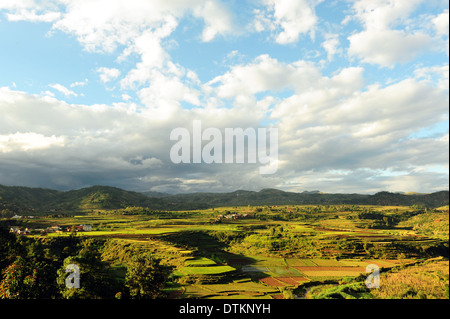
0 0 448 194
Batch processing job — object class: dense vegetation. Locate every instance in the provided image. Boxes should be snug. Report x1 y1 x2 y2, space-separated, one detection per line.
0 185 168 214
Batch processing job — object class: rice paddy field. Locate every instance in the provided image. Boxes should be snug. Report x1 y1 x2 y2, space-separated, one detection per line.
17 204 449 299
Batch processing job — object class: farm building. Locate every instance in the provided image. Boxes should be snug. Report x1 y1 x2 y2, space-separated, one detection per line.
10 227 31 235
67 224 92 232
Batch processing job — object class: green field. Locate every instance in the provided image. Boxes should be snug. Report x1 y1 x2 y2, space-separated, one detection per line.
178 265 236 275
184 257 217 266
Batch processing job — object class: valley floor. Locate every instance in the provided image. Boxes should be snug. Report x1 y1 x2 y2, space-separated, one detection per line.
2 204 448 299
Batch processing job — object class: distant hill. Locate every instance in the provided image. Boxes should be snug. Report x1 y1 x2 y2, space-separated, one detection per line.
0 184 448 215
361 191 449 207
0 184 166 214
53 186 168 211
140 190 171 198
0 185 61 214
160 188 369 208
159 189 449 209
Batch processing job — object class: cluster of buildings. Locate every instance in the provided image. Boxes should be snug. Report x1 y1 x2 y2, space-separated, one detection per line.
9 224 92 236
213 213 254 223
66 224 93 232
9 227 32 235
11 214 35 219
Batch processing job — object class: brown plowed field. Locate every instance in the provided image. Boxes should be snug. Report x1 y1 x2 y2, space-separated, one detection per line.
260 276 309 287
276 277 308 285
290 276 309 282
259 277 286 287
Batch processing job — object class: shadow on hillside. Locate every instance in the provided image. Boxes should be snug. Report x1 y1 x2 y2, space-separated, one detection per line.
159 230 256 267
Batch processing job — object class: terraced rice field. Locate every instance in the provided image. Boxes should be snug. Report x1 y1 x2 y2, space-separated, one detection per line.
285 258 318 266
178 265 236 275
260 276 309 287
294 266 366 271
242 257 378 288
276 277 309 285
310 259 344 266
295 266 367 277
184 257 217 266
241 265 270 273
259 277 286 287
267 266 303 276
181 279 278 299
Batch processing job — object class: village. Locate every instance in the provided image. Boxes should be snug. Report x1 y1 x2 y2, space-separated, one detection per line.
9 216 92 236
212 212 254 223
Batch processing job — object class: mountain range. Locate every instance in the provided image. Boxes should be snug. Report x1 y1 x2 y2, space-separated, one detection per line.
0 184 448 215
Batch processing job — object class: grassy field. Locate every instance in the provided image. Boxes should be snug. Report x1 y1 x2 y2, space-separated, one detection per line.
7 203 448 299
184 257 217 266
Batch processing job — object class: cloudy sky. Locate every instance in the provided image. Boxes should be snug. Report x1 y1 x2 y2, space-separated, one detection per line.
0 0 448 194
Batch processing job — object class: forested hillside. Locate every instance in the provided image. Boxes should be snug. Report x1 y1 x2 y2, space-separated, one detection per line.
1 184 448 215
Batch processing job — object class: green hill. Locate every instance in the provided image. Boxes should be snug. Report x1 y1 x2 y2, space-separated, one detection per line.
0 184 166 214
160 189 449 209
52 185 168 211
0 185 61 214
363 191 449 207
0 184 448 215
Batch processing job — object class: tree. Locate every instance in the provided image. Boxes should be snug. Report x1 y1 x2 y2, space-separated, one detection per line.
57 239 113 299
0 209 14 218
280 287 295 299
0 257 32 299
124 252 169 299
0 227 18 271
0 256 57 299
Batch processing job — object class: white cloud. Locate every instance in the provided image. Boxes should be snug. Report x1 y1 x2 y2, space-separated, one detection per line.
0 0 35 9
414 64 449 90
207 54 322 99
270 75 448 175
45 0 235 53
41 90 55 98
97 67 121 83
6 10 61 22
121 94 132 101
254 0 320 44
119 29 172 89
70 79 88 87
432 9 449 36
0 0 61 22
49 83 77 97
193 0 235 42
137 71 201 117
0 132 65 152
322 34 341 61
194 55 447 191
346 0 439 67
51 0 176 53
348 0 424 30
348 29 433 67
